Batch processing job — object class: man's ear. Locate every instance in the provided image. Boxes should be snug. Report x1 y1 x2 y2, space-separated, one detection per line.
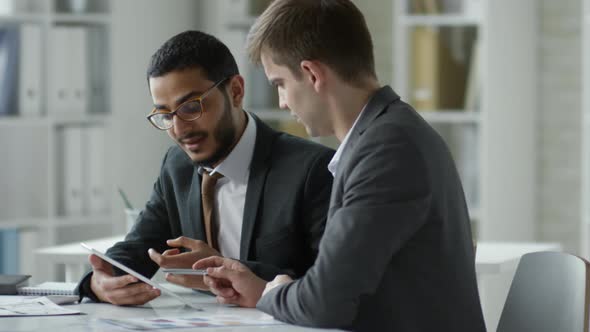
228 75 245 107
300 60 325 92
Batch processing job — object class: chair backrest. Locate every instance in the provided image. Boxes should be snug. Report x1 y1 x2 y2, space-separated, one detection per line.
496 251 590 332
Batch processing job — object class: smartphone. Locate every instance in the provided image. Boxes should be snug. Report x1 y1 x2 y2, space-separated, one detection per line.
161 268 208 276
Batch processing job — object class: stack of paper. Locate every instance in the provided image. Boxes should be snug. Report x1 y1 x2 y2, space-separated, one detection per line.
17 281 78 296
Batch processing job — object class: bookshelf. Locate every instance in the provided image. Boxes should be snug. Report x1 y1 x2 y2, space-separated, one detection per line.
393 0 537 241
0 0 113 280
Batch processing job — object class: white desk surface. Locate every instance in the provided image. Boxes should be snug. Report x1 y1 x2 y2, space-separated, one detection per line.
35 235 125 264
474 241 561 274
36 236 562 275
2 284 340 332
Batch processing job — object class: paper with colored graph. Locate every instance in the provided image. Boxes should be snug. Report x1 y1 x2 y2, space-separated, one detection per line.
102 313 284 330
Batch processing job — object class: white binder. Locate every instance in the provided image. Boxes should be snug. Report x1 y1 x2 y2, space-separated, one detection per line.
48 27 71 115
18 24 42 117
68 27 88 114
86 27 106 114
48 26 88 116
62 127 84 215
86 126 107 214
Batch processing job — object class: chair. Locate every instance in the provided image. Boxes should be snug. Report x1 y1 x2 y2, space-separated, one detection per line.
496 251 590 332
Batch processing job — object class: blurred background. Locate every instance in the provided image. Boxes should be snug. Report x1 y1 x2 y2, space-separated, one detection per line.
0 0 585 326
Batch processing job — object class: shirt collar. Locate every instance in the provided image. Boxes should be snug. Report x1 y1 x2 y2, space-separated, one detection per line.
328 106 366 177
201 112 257 183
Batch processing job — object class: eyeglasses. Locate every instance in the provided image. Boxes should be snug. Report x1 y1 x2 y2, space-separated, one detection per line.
147 77 229 130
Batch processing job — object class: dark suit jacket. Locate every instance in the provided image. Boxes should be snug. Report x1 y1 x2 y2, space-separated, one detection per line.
257 87 487 331
78 113 334 300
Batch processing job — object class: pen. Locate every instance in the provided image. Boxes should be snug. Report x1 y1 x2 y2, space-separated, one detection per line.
117 187 134 209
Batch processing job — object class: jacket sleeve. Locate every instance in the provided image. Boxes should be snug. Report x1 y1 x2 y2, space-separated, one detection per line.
77 148 175 301
257 125 431 328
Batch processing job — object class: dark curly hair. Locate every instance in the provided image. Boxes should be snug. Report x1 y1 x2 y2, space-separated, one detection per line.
147 30 239 84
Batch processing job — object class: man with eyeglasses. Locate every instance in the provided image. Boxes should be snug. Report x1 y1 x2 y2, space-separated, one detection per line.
75 30 334 306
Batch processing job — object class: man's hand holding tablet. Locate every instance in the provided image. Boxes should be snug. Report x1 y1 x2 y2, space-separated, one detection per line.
81 243 201 309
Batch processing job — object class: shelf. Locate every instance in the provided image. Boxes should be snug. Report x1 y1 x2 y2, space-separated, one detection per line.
0 116 50 127
49 113 111 126
0 114 111 127
51 13 110 25
0 13 46 23
418 111 480 124
0 218 45 229
52 214 114 227
250 109 295 122
400 15 480 27
0 214 113 229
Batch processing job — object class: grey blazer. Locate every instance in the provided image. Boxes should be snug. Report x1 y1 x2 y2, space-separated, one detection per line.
257 87 486 331
77 113 334 301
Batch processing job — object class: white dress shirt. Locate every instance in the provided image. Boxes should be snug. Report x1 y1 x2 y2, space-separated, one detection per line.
202 112 257 259
328 107 366 177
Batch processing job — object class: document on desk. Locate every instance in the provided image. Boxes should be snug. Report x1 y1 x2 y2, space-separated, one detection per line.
0 296 80 317
102 313 285 330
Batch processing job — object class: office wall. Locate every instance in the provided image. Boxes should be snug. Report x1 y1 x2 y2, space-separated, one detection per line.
108 0 201 232
536 0 582 252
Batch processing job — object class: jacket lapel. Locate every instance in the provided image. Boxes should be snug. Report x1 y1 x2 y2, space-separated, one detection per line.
239 114 277 260
355 86 400 134
329 86 401 218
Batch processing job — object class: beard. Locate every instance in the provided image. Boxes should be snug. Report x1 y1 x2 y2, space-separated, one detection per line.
193 89 237 168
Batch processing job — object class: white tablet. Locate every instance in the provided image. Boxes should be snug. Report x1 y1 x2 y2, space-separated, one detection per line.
80 242 201 310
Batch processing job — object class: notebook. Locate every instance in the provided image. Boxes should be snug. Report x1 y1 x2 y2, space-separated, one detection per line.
17 282 78 296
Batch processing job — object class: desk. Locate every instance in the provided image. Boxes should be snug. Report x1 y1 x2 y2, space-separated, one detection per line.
475 241 561 274
3 284 340 331
474 241 561 332
35 235 124 282
35 237 561 331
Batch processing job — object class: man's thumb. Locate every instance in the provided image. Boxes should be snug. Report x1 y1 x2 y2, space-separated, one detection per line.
89 254 112 272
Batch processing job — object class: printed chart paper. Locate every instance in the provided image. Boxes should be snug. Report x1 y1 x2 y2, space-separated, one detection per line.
102 313 285 330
